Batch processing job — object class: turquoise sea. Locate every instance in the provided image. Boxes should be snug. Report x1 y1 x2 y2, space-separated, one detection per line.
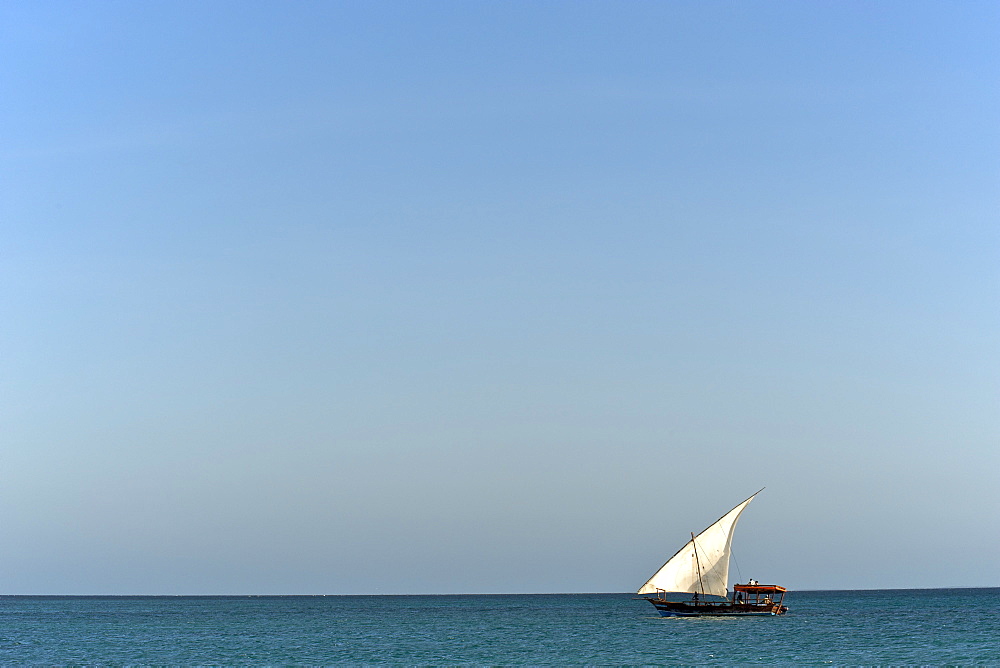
1 589 997 664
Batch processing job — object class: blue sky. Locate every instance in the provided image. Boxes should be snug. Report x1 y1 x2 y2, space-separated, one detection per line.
2 0 997 594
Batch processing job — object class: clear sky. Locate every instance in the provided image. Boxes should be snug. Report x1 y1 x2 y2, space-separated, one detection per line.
2 0 997 594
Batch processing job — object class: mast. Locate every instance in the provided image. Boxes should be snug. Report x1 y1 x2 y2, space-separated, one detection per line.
691 532 706 598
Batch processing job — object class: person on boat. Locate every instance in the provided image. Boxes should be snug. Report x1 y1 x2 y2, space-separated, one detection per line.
692 592 699 604
735 592 743 603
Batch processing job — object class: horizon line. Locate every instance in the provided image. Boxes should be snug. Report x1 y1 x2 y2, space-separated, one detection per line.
2 585 997 597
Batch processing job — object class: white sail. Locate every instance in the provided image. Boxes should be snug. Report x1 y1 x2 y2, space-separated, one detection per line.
637 491 760 598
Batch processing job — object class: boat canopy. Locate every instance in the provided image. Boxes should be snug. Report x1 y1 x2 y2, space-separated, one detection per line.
732 583 787 609
733 584 786 594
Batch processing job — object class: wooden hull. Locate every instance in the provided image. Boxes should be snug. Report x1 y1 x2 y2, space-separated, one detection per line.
645 598 788 617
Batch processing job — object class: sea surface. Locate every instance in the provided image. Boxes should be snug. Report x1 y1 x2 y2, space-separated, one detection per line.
0 588 997 664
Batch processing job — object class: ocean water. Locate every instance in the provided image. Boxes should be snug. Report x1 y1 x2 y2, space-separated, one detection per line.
0 589 997 664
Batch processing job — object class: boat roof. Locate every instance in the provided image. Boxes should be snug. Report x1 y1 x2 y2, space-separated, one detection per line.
733 584 787 593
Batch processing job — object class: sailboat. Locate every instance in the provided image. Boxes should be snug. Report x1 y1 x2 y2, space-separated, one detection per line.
638 490 788 617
